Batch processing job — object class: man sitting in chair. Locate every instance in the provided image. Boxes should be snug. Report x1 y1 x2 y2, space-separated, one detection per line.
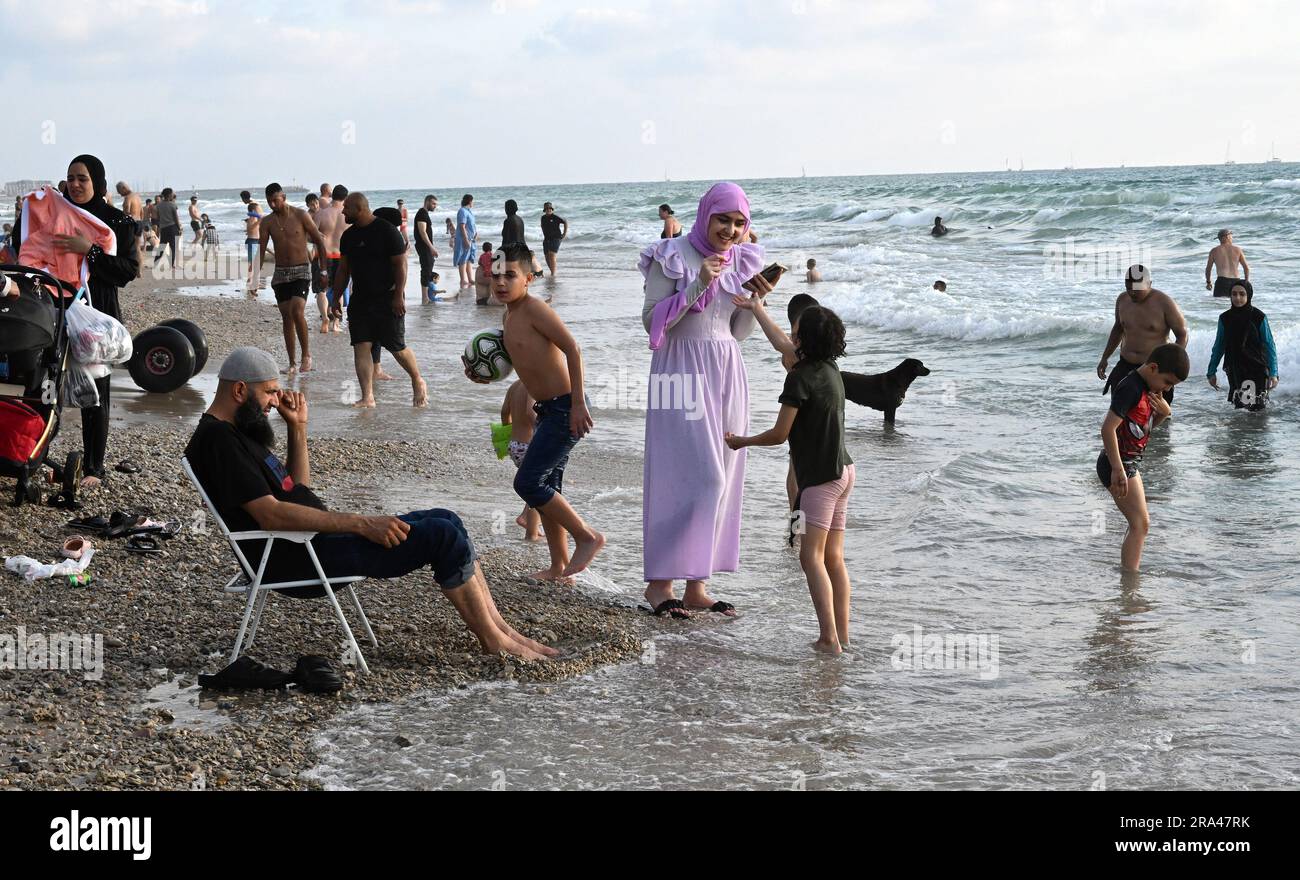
184 347 555 662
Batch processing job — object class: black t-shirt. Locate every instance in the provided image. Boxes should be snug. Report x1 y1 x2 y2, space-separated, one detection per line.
540 213 564 241
413 207 434 248
340 218 406 309
1107 371 1153 461
502 214 525 247
184 413 328 581
779 360 853 491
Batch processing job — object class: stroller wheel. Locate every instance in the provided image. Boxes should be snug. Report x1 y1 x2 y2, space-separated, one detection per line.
63 451 83 500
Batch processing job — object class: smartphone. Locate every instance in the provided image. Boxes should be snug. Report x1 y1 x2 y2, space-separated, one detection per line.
743 262 788 292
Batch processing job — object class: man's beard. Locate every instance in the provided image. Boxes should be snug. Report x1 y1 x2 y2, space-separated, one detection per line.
234 396 276 449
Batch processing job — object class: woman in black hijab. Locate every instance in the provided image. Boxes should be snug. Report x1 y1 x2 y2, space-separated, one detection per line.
13 154 140 487
1206 280 1280 411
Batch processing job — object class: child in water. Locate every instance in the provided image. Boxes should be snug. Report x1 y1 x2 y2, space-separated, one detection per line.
725 305 855 654
1206 280 1279 411
805 258 821 283
1098 343 1189 571
501 380 542 541
464 243 604 583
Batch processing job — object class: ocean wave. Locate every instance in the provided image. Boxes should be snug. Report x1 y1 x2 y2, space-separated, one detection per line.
816 286 1109 342
888 209 947 227
1079 190 1172 207
1266 178 1300 191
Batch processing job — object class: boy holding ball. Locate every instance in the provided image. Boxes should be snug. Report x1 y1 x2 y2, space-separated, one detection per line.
464 243 605 582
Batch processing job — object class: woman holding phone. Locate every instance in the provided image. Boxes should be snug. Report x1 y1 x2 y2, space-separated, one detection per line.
638 182 777 618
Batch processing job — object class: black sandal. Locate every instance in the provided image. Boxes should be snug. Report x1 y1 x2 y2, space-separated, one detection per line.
124 534 162 555
198 656 292 691
646 599 691 621
292 655 343 694
692 601 736 616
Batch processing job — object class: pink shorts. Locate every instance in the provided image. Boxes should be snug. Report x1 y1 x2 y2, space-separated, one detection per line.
799 463 856 532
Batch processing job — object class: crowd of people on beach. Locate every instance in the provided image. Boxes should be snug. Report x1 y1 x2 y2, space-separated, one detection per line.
1 154 1284 662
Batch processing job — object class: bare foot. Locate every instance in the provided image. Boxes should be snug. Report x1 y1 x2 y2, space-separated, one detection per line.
283 364 297 376
331 321 343 333
80 476 102 490
320 320 330 334
516 514 528 529
562 531 606 577
528 568 575 586
374 369 395 381
502 625 561 659
300 355 313 373
412 378 428 407
812 639 843 655
483 638 549 662
352 397 376 409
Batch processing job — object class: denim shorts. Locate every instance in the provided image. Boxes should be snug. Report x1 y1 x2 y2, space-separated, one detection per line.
513 393 585 508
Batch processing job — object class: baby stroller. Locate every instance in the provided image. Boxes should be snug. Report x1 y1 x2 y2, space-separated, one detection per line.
0 264 82 507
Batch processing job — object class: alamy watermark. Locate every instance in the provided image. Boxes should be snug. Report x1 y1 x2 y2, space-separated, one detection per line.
890 624 999 680
1 626 104 681
590 366 707 421
1043 238 1155 284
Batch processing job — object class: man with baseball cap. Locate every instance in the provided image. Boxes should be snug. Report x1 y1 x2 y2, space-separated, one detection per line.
183 347 555 662
1206 228 1250 297
1098 264 1188 403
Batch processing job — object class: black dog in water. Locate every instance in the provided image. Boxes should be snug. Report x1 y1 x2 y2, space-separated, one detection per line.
842 358 931 424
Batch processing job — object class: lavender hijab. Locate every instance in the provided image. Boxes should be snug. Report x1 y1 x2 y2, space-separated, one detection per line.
646 182 752 349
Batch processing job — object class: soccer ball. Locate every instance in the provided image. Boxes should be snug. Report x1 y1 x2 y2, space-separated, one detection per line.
463 328 513 382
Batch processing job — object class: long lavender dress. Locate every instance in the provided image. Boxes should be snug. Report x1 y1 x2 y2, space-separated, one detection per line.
639 237 765 582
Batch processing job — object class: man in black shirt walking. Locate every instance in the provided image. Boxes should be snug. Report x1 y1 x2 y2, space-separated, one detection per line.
184 347 556 662
412 194 439 302
540 201 567 277
331 192 429 408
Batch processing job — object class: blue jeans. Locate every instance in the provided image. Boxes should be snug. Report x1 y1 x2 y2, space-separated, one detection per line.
514 394 582 508
263 508 477 595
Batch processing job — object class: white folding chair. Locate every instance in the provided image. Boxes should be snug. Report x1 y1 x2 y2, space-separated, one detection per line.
181 456 377 674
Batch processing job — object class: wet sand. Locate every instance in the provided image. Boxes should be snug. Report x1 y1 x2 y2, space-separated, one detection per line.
0 279 653 790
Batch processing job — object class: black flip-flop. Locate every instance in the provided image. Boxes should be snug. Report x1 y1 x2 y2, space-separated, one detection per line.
689 601 737 616
292 655 343 694
66 515 110 534
644 599 691 621
115 460 141 474
124 534 162 555
198 656 293 691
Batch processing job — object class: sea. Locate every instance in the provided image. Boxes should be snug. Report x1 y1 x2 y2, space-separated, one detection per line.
50 165 1300 789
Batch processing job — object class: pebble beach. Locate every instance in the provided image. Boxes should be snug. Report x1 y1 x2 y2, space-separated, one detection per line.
0 279 652 791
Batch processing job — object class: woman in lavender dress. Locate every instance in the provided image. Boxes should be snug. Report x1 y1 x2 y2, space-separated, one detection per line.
639 182 772 618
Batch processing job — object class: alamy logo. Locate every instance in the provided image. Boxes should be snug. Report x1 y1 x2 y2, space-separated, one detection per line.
890 624 1000 680
0 627 103 681
49 811 151 860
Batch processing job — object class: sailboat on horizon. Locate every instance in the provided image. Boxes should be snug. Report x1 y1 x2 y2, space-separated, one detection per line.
1224 141 1236 166
1268 142 1282 164
1063 151 1075 171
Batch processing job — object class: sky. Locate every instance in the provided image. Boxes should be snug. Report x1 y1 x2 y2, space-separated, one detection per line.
2 0 1298 191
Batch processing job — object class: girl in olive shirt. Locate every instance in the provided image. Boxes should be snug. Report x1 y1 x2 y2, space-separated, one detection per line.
726 306 854 654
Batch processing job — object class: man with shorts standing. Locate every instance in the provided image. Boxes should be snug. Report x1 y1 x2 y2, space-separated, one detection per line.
116 181 144 274
540 201 567 277
332 192 428 409
188 195 204 247
1098 264 1189 404
1205 228 1249 297
314 184 349 333
258 181 330 374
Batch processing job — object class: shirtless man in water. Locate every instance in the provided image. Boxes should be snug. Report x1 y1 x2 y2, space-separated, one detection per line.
313 185 349 333
1205 228 1249 297
258 181 330 374
116 181 143 273
1098 264 1189 403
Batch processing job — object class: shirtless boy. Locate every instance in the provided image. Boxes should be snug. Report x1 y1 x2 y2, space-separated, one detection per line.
258 182 330 373
1205 228 1249 297
464 243 604 582
1098 264 1189 403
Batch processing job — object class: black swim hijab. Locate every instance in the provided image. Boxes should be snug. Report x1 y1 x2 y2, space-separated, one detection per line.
68 153 114 220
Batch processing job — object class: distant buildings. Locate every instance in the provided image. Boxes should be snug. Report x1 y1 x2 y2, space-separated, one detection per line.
4 180 54 197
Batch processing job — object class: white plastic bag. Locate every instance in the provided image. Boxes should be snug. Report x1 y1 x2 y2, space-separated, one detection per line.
61 363 100 409
4 548 94 582
65 299 133 365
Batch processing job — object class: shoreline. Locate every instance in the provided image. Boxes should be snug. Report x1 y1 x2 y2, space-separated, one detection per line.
0 282 653 790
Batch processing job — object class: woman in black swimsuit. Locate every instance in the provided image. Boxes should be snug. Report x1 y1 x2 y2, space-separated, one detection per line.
658 203 682 238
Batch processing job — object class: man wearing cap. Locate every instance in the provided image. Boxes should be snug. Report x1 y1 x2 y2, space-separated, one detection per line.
184 347 555 662
1098 264 1189 403
539 202 567 277
1206 229 1249 297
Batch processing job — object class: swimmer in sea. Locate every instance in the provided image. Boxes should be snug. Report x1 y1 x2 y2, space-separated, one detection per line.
805 258 822 283
930 216 948 237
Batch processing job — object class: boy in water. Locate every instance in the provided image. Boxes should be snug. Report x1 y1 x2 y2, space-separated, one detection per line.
805 258 822 283
475 242 494 304
1098 343 1189 571
464 243 605 581
501 380 542 541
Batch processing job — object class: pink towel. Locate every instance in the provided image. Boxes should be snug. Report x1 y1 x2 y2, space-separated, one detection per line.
18 186 116 290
